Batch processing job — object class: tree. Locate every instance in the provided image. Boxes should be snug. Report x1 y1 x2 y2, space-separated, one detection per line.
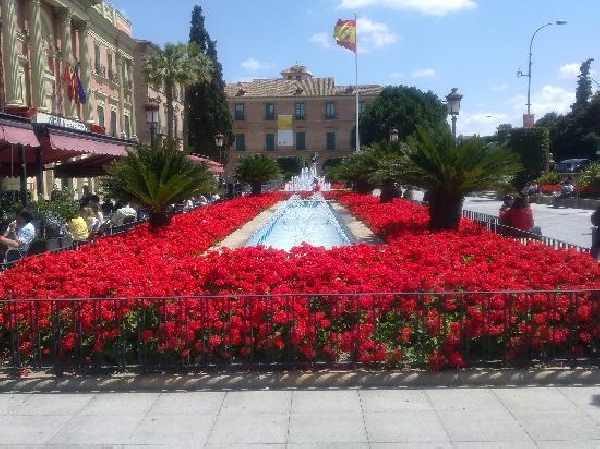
505 127 549 188
276 156 304 180
356 86 447 147
144 42 212 143
187 5 233 161
574 58 595 110
403 127 522 231
103 143 216 228
234 154 280 195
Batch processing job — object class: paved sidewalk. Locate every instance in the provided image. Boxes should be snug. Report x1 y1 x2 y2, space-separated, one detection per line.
1 386 600 447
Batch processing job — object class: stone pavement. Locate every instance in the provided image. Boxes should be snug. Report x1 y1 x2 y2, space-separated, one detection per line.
411 191 595 249
1 386 600 447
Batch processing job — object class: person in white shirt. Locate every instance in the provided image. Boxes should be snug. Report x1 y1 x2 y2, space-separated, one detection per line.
0 208 36 258
111 202 137 225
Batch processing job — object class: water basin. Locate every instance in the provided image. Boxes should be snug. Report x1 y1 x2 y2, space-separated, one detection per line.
245 194 352 251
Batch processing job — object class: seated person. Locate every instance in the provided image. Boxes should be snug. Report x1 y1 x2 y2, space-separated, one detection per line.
66 210 90 241
197 195 209 205
183 198 195 212
0 208 36 260
111 202 137 225
499 197 534 234
81 207 99 234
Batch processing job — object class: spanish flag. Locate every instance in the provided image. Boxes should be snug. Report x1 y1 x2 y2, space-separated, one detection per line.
333 18 356 53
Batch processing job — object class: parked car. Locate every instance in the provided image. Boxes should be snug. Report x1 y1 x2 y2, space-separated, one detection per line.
555 159 590 173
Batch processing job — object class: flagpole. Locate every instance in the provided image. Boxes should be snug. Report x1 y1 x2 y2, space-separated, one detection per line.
354 13 359 152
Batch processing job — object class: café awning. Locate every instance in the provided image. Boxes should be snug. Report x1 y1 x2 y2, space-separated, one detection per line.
187 154 224 173
1 124 40 147
53 154 119 178
47 130 131 156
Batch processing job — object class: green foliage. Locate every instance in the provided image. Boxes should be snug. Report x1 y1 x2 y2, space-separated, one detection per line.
575 58 595 109
234 154 281 195
404 127 522 230
276 156 304 180
356 86 447 148
187 5 234 162
494 127 549 189
143 41 212 142
535 171 560 186
578 161 600 188
102 143 216 227
30 189 79 238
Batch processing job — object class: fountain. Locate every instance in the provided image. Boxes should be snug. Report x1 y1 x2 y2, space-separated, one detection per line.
245 193 352 251
284 153 331 192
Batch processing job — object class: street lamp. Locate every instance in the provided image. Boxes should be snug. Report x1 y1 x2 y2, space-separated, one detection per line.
389 128 399 142
517 21 567 123
214 132 224 164
445 88 463 140
144 99 160 147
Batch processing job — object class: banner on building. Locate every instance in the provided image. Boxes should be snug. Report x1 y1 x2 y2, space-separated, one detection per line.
278 115 293 147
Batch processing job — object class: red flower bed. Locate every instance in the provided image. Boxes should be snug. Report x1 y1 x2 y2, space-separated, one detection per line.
1 191 598 370
540 184 561 194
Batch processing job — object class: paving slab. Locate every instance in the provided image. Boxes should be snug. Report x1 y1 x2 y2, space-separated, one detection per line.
436 408 533 442
509 408 600 441
426 387 506 411
359 389 431 412
292 390 362 413
363 410 449 443
127 413 215 445
147 391 225 416
288 411 367 444
207 412 289 444
494 386 579 410
50 413 143 445
219 390 291 415
0 414 73 445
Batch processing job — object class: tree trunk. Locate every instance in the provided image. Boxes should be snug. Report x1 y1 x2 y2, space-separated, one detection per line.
428 192 464 231
165 80 174 143
251 182 262 195
149 210 173 229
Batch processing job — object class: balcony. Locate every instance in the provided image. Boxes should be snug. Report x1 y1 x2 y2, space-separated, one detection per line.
108 70 119 84
94 63 105 78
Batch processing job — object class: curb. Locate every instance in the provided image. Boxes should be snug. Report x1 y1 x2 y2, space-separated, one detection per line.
1 369 599 392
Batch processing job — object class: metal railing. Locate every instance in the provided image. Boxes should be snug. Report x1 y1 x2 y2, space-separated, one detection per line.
413 200 590 253
0 291 598 374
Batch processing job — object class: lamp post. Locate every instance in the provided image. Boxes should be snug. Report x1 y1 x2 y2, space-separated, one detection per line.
214 132 224 164
445 88 463 140
144 99 160 147
389 127 399 142
517 21 567 122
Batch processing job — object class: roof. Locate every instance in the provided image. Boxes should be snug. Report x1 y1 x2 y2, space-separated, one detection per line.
225 78 382 98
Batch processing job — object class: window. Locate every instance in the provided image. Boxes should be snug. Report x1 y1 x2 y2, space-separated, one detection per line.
164 109 169 136
110 110 117 137
107 51 113 78
124 115 130 138
97 104 104 127
325 102 336 119
234 103 244 120
235 134 245 151
174 115 178 139
295 102 305 120
266 133 275 151
94 44 101 67
358 100 367 115
265 103 275 120
295 131 305 151
326 131 336 151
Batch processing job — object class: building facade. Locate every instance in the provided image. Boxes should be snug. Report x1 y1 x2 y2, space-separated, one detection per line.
0 0 136 197
133 40 184 149
224 65 382 174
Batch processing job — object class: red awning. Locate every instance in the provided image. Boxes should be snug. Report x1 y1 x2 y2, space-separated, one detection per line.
49 133 130 156
187 154 224 173
1 125 40 147
53 154 119 178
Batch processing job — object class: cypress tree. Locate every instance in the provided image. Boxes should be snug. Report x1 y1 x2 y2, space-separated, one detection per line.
187 5 233 163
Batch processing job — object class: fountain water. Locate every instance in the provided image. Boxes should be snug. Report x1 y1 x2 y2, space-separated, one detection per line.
245 193 351 251
284 164 331 192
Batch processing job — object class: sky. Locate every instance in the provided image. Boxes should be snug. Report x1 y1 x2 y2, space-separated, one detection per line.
110 0 600 137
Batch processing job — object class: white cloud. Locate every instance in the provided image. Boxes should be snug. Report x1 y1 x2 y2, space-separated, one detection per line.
241 57 273 71
509 85 574 116
411 68 436 78
309 32 333 50
559 62 596 79
338 0 477 16
491 83 509 92
458 112 510 137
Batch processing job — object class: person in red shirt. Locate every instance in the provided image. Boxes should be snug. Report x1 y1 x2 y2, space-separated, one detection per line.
499 197 534 235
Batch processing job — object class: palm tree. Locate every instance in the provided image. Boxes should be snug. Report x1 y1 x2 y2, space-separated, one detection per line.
234 154 280 195
403 127 522 231
144 42 212 142
103 143 216 228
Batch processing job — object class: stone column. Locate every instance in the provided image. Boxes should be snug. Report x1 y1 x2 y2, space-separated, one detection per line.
127 60 137 139
28 0 46 110
57 8 77 119
2 0 23 106
77 20 93 122
116 53 125 135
